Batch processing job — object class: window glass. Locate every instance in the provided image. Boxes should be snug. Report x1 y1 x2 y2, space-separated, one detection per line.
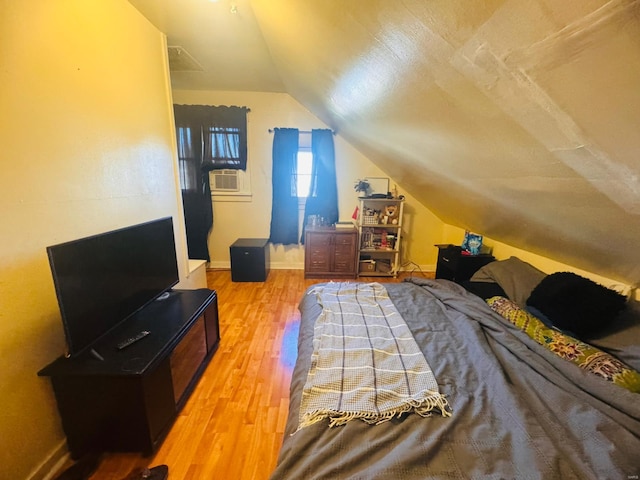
208 127 241 167
297 149 313 198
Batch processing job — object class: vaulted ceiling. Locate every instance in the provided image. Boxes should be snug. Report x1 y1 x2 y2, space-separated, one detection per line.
130 0 640 285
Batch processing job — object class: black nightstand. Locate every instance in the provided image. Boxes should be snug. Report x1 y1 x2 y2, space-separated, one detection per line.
230 238 270 282
435 244 495 283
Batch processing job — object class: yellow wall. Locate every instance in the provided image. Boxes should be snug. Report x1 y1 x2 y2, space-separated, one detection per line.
172 90 444 270
442 224 633 294
0 2 184 479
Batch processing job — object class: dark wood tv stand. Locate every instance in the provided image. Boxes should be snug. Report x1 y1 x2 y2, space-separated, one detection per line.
38 288 219 458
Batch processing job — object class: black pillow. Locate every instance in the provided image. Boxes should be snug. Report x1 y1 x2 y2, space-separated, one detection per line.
460 280 507 300
526 272 627 339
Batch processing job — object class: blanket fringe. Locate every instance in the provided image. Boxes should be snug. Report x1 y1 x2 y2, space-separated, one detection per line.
296 393 451 433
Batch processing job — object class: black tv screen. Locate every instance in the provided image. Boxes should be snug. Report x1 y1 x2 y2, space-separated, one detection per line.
47 217 179 357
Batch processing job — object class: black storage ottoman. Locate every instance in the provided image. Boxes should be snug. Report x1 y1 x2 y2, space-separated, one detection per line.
230 238 270 282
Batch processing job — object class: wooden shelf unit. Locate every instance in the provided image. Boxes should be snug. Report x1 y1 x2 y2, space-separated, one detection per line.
356 198 404 277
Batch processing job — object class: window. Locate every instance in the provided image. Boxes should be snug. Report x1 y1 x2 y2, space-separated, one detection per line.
206 128 252 199
176 126 198 192
206 126 242 169
173 104 251 202
296 148 312 238
297 148 313 198
269 128 337 245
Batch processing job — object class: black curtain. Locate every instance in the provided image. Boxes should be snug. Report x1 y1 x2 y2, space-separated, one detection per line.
301 129 339 242
269 128 300 245
173 104 248 261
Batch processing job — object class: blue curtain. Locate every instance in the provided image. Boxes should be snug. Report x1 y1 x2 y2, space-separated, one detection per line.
301 129 339 243
269 128 300 245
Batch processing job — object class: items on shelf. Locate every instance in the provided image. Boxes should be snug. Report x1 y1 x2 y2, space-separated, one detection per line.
360 228 397 250
359 259 376 274
360 204 401 225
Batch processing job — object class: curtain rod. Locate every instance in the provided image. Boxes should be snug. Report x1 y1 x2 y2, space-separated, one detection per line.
268 128 336 135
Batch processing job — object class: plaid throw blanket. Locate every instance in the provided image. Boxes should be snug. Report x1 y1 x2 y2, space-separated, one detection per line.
298 282 451 431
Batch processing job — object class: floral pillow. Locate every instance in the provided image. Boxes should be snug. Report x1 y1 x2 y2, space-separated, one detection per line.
487 296 640 393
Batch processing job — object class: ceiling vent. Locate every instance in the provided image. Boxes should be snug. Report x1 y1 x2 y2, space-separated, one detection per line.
167 46 204 72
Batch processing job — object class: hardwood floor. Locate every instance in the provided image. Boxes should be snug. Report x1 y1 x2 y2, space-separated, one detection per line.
81 269 430 480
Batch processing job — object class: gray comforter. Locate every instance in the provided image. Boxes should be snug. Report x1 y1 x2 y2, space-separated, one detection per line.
270 279 640 480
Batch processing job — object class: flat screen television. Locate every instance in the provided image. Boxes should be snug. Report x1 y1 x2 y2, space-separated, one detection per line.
47 217 179 357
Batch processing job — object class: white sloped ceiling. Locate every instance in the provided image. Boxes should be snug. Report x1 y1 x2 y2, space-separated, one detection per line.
250 0 640 285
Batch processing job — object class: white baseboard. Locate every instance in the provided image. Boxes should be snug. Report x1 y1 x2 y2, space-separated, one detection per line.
207 261 305 270
270 262 305 270
398 264 435 274
26 440 68 480
207 260 231 270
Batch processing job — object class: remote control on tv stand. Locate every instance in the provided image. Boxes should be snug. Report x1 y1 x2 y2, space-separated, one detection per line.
116 330 150 350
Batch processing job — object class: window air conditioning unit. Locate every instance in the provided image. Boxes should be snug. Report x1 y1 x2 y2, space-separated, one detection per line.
211 169 240 192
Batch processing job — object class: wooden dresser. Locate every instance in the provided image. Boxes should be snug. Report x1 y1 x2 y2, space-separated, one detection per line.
304 226 358 278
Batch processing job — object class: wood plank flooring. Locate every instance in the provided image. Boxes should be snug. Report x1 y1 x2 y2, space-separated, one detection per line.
80 269 430 480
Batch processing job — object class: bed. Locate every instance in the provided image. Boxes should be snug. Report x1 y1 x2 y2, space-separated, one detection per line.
270 258 640 479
